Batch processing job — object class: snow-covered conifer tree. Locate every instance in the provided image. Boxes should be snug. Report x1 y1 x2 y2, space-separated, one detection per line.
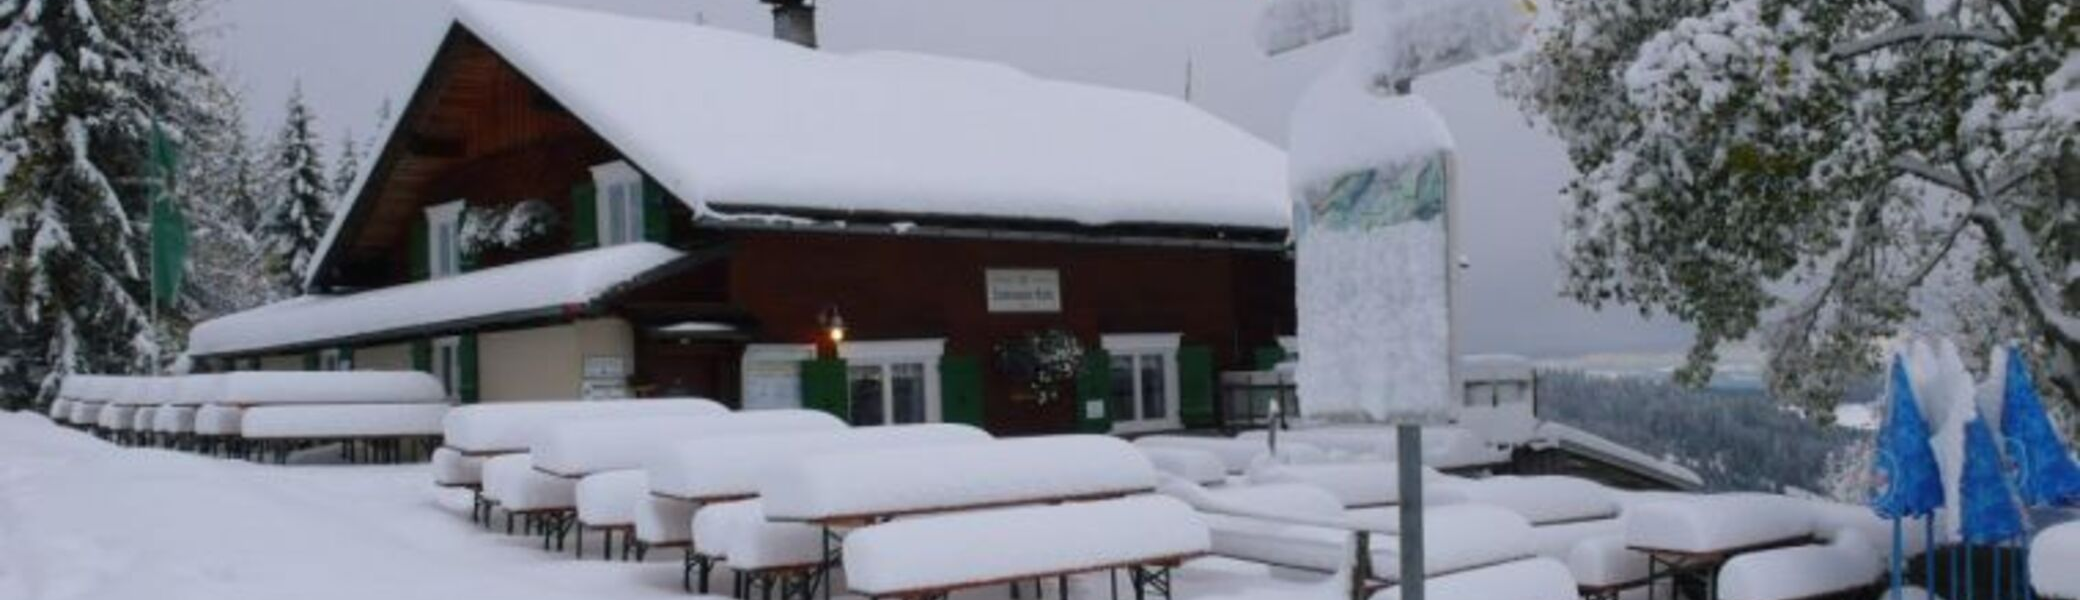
255 84 331 296
0 0 223 405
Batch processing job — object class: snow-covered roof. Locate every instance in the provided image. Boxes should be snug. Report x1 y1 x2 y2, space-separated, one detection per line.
449 0 1288 229
1532 421 1705 490
189 243 686 356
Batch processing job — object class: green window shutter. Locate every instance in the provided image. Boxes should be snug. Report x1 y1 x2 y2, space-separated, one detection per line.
1253 345 1287 371
410 339 432 373
409 218 429 281
339 346 356 370
641 177 669 243
571 181 598 250
1178 345 1216 428
458 333 480 404
938 355 984 427
302 352 320 371
799 358 849 421
1075 347 1112 433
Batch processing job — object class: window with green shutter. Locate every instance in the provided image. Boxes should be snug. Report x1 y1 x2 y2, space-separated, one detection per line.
938 355 984 427
799 358 849 420
642 178 669 243
409 218 429 280
458 333 479 404
571 181 598 250
410 339 432 373
1178 345 1215 428
1253 345 1287 371
338 346 356 371
1075 347 1112 433
302 352 320 371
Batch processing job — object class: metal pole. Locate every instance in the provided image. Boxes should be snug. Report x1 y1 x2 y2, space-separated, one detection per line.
1893 518 1905 600
1398 424 1424 600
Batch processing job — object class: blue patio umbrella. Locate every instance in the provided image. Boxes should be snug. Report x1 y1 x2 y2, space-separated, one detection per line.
1996 346 2080 508
1872 355 1946 600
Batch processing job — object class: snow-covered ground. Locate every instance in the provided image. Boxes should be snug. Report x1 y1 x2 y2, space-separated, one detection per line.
0 412 1322 600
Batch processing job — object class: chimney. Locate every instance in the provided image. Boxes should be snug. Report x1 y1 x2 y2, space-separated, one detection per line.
764 0 818 48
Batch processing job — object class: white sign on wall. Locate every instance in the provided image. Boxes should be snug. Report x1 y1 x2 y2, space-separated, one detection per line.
985 269 1062 313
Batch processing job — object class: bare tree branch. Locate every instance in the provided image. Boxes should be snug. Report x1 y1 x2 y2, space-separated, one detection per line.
1892 156 1972 194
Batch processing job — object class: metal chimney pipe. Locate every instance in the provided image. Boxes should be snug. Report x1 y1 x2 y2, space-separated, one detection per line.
765 0 818 48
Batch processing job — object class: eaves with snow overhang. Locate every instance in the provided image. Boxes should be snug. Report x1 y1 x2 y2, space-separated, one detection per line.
190 243 703 358
303 0 1290 291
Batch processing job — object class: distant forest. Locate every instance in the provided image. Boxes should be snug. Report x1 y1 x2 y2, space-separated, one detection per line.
1535 370 1865 494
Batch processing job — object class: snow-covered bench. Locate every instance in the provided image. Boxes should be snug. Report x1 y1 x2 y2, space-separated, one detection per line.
194 404 247 458
1714 529 1883 600
1161 478 1538 593
531 409 845 478
1624 494 1819 599
97 403 140 446
438 398 724 522
1245 461 1455 509
240 403 452 464
573 469 648 560
645 424 991 592
1369 556 1579 600
482 452 579 549
1133 435 1326 474
1567 534 1653 600
216 371 446 406
2034 521 2080 600
1236 425 1511 470
691 499 829 597
69 401 104 431
1137 447 1228 486
633 495 697 562
760 435 1160 598
843 496 1210 600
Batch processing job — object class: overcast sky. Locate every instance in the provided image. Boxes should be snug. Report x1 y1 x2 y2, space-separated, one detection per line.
196 0 1705 367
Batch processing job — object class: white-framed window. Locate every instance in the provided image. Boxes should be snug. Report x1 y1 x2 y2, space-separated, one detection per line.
1102 333 1181 433
740 344 815 411
433 336 462 400
425 201 465 278
838 339 944 426
591 161 646 246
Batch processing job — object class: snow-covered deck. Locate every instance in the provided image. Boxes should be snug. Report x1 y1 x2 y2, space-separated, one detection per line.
188 243 687 356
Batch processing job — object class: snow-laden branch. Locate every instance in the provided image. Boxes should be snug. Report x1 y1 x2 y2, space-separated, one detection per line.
1969 199 2080 344
1891 156 1972 194
1829 20 2012 59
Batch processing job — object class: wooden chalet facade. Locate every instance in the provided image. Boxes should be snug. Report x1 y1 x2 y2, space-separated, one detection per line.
188 0 1294 436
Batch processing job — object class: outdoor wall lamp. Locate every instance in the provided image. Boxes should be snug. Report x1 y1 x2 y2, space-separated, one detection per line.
819 305 846 343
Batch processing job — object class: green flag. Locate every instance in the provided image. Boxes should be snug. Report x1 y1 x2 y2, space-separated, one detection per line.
148 124 187 308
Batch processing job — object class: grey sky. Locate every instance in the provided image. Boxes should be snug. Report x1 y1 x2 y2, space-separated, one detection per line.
196 0 1699 363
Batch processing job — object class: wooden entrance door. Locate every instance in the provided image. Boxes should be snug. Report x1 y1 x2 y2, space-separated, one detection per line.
635 339 743 408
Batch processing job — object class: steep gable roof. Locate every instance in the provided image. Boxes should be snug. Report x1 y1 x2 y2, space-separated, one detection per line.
307 0 1288 289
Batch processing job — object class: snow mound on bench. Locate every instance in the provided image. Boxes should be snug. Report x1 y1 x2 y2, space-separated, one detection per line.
175 374 227 406
532 410 844 477
152 405 196 434
480 453 533 503
1371 504 1536 578
1137 447 1229 485
482 453 574 511
1134 435 1321 474
441 398 727 454
97 405 137 431
721 502 824 570
219 371 446 405
2034 521 2080 598
1447 476 1618 525
1245 461 1443 507
193 405 243 436
1566 534 1649 588
431 447 485 487
1624 494 1813 553
1716 531 1883 600
46 398 70 420
1238 426 1508 469
131 406 157 431
1370 557 1577 600
575 469 647 526
692 499 759 560
645 423 989 500
634 496 695 546
241 404 450 439
762 435 1158 522
843 495 1210 595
